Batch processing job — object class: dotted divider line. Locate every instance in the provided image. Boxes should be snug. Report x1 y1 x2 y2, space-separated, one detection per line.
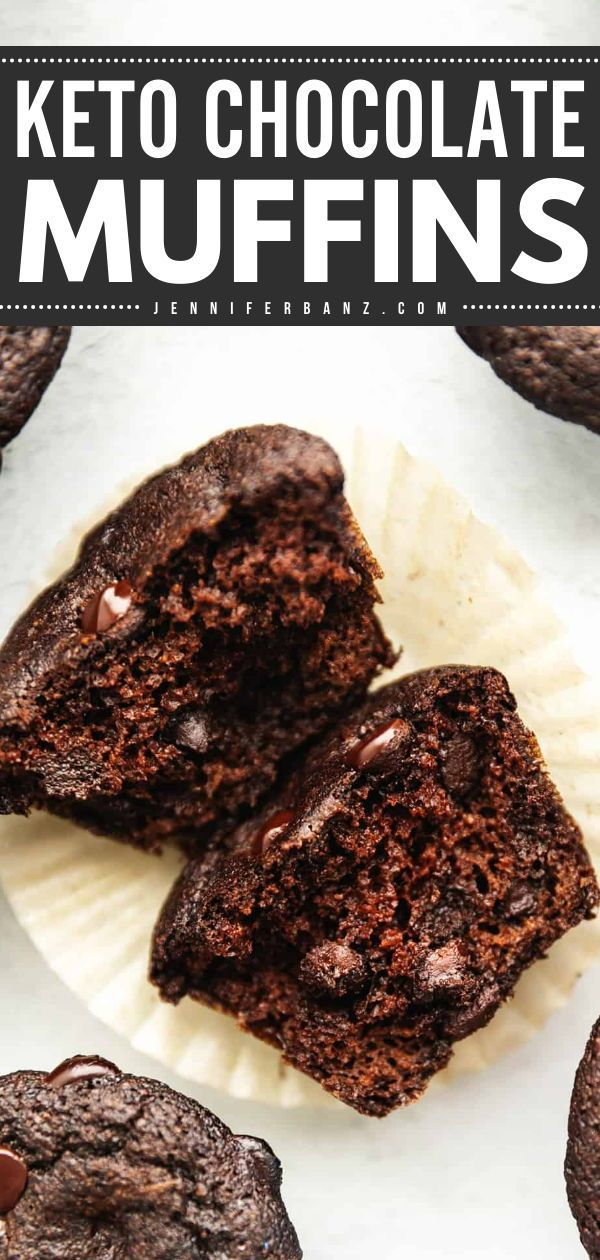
463 303 597 311
1 56 598 65
2 302 593 313
0 304 140 311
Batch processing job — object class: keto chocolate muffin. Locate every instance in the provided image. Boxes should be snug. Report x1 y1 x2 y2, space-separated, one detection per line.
457 325 600 435
152 665 598 1117
565 1017 600 1258
0 326 71 456
0 1055 301 1259
0 424 393 852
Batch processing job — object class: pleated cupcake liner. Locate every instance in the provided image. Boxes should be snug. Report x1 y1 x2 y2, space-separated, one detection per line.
1 425 598 1108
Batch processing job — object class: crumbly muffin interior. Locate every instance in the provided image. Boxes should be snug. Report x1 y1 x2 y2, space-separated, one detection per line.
153 668 598 1114
0 498 391 851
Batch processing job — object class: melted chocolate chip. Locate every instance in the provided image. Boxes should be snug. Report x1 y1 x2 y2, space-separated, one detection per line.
441 731 480 797
299 942 368 999
445 983 500 1040
0 1147 28 1214
348 718 410 769
81 581 133 634
169 709 211 755
416 941 465 998
505 883 536 919
45 1055 120 1089
251 810 294 857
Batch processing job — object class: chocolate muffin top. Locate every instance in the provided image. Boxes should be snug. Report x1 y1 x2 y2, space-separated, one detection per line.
0 326 71 451
0 425 346 713
0 424 392 851
566 1018 600 1258
457 325 600 434
0 1056 302 1259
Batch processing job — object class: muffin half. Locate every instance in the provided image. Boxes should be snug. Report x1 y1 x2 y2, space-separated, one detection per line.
152 665 598 1115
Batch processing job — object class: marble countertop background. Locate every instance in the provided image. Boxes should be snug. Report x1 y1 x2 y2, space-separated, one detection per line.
0 3 599 1257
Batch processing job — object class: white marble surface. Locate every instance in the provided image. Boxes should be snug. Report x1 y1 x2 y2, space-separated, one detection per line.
4 0 600 49
0 2 599 1258
0 324 598 1260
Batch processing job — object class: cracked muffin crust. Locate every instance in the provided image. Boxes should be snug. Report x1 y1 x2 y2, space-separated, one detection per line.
566 1018 600 1258
0 327 71 455
152 665 598 1117
0 1055 302 1259
0 424 393 852
457 325 600 435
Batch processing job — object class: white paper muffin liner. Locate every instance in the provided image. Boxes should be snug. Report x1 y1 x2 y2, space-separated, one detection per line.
0 424 599 1110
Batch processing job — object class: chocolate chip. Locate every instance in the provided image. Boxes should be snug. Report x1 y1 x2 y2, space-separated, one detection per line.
348 718 411 769
0 1147 28 1214
299 942 368 999
81 581 133 634
445 982 500 1040
45 1055 120 1088
251 810 294 857
169 709 211 754
505 883 535 919
441 732 480 797
416 941 466 998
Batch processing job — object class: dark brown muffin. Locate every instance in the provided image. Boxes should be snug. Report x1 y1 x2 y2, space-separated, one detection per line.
0 326 71 453
565 1018 600 1258
152 666 598 1117
0 424 393 852
0 1055 301 1259
457 326 600 434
